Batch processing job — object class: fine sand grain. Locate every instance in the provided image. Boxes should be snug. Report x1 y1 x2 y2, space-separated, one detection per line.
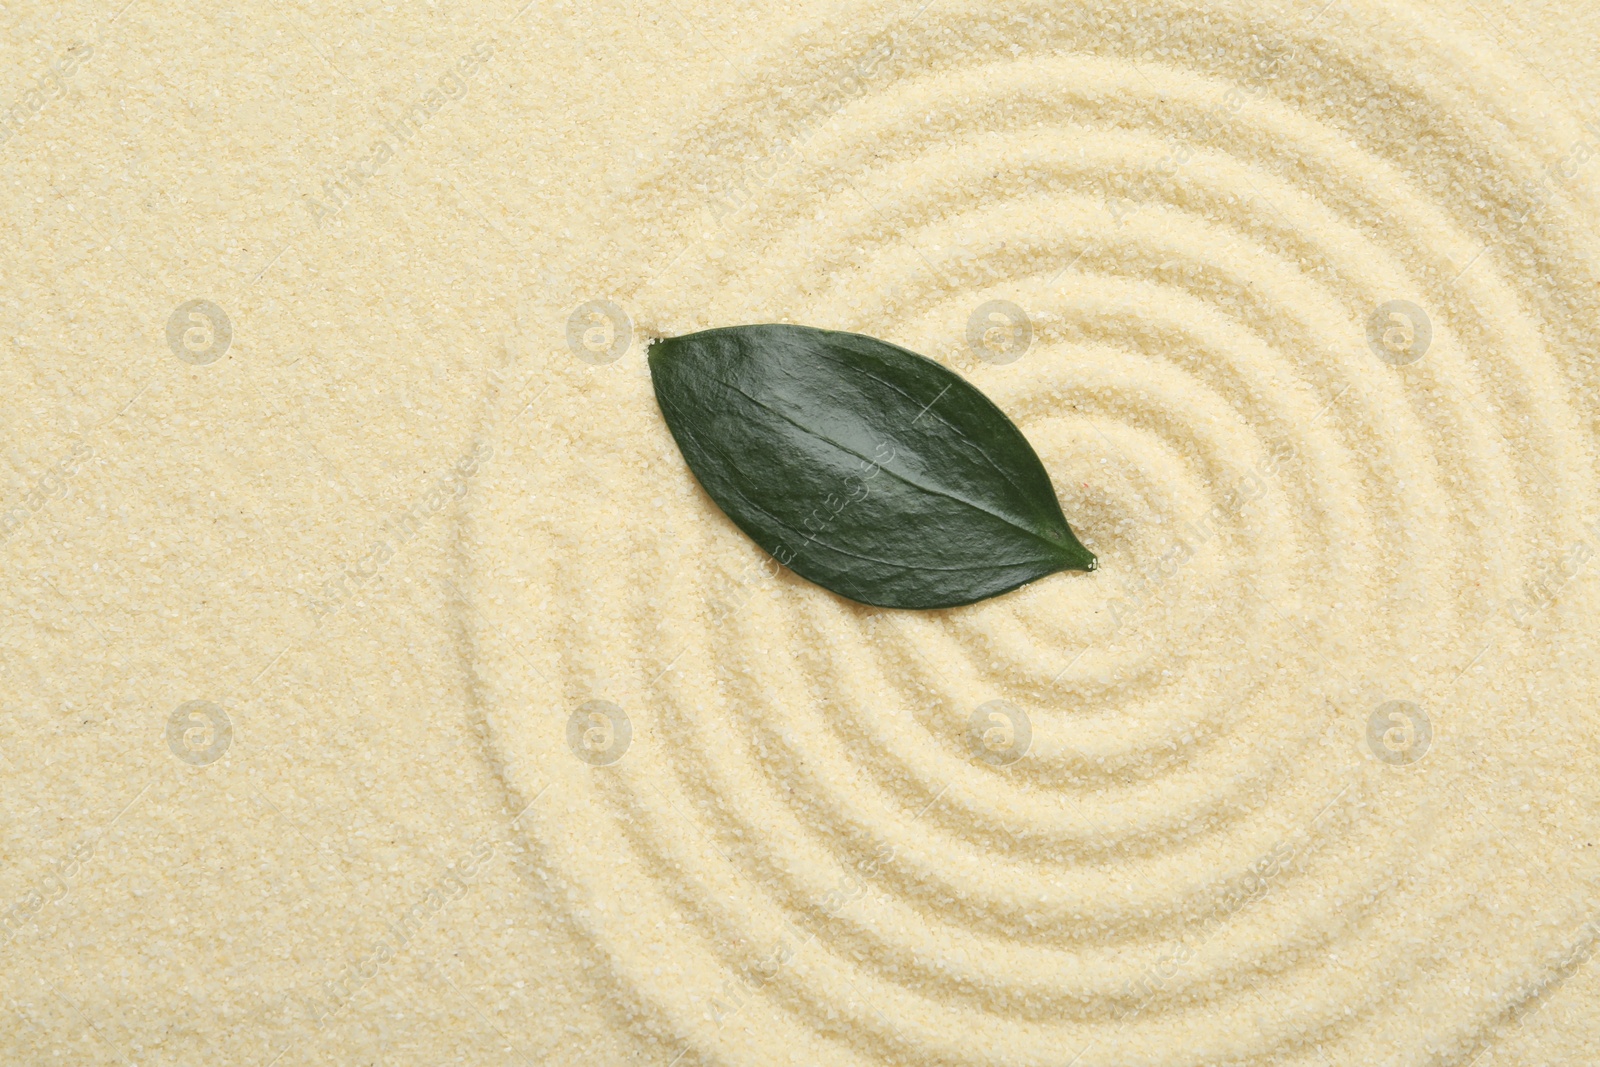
4 0 1600 1064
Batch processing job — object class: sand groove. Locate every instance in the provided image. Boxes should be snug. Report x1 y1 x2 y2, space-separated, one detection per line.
474 2 1600 1062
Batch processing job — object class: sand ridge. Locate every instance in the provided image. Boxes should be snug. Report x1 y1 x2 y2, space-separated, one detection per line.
3 0 1600 1063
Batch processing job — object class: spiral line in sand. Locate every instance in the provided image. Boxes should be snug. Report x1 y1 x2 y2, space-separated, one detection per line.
472 2 1600 1063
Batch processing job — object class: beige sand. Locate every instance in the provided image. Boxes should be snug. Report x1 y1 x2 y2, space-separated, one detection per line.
3 0 1600 1063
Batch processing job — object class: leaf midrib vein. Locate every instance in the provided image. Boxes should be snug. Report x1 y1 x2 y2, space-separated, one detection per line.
705 371 1065 557
804 346 1041 508
729 484 1056 573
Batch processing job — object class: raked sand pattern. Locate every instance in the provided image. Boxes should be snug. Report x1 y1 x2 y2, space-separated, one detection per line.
472 2 1600 1065
4 0 1600 1064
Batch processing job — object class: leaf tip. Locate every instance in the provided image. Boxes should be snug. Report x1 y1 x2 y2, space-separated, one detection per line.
1055 539 1097 573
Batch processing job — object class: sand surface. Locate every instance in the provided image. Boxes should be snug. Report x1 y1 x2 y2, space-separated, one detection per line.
4 0 1600 1063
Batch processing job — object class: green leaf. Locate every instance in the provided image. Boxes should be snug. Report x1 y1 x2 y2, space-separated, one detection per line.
649 324 1096 609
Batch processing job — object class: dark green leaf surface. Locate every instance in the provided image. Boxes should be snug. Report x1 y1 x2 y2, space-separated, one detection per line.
649 324 1096 609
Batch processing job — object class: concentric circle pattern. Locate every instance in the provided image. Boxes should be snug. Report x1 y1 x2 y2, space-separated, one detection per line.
471 1 1600 1063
